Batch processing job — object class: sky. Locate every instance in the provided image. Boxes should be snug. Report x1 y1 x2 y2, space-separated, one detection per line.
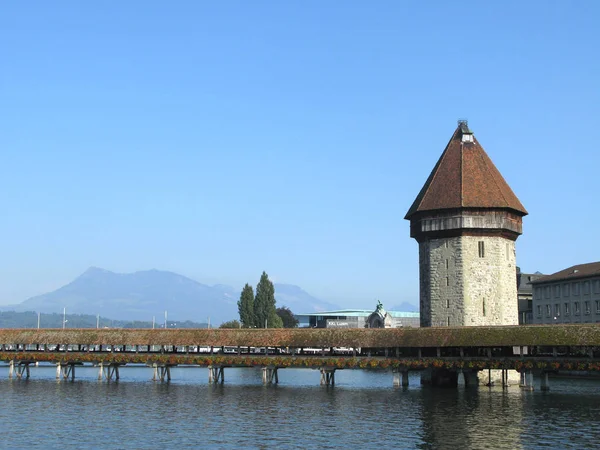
1 1 599 309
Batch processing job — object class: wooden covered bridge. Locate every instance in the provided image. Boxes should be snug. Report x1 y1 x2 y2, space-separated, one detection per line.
1 324 599 389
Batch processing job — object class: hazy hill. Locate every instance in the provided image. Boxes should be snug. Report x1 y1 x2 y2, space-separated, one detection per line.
4 267 338 325
390 301 419 312
273 284 340 313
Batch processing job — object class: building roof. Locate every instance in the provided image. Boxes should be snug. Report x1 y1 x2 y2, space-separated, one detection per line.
517 270 545 294
405 122 528 219
296 309 420 318
531 262 600 284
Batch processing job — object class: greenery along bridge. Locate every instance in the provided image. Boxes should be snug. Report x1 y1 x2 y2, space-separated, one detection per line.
1 325 599 389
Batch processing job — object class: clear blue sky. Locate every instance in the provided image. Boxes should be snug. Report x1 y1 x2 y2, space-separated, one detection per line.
1 1 599 308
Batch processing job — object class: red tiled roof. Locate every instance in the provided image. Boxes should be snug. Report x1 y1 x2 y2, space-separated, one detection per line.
405 125 528 219
531 262 600 284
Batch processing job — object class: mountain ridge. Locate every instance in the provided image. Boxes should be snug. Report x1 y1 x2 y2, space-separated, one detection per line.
2 267 342 325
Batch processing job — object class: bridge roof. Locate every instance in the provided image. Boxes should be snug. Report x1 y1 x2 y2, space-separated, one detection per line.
0 324 598 348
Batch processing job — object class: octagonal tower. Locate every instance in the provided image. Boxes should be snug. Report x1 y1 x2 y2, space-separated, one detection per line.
405 121 527 328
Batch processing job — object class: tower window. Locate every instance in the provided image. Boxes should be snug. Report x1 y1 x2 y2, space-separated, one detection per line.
447 317 450 326
445 259 449 270
446 298 450 308
482 299 486 316
446 277 449 286
478 241 485 258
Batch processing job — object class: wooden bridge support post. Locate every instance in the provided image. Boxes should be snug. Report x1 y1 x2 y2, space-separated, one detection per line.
7 361 30 379
208 366 224 384
519 371 534 391
320 368 335 386
101 364 120 381
461 370 479 388
56 363 75 381
393 369 409 388
151 364 171 382
540 372 550 391
501 369 511 388
262 367 279 385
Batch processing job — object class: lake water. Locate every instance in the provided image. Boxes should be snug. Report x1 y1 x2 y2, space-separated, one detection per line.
1 364 599 449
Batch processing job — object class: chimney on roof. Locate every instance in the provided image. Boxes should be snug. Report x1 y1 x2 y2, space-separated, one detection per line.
458 119 474 143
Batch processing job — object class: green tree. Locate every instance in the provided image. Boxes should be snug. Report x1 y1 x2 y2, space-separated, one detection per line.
268 311 283 328
237 283 255 328
276 306 299 328
220 319 241 329
254 271 281 328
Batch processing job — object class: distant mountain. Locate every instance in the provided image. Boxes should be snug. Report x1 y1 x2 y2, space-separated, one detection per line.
390 301 419 312
7 267 238 325
274 284 339 313
3 267 338 325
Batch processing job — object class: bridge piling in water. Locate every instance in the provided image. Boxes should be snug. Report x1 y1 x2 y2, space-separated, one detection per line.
262 366 279 385
320 368 335 386
98 362 121 381
151 363 172 382
519 371 534 391
393 369 409 387
208 365 224 384
540 372 550 391
9 360 31 379
56 362 76 381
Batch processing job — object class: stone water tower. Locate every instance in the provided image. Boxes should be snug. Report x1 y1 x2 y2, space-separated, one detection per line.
405 121 527 328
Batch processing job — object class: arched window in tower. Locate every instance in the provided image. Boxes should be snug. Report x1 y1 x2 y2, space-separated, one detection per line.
478 241 485 258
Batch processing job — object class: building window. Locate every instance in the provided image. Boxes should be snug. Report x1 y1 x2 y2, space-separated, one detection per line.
478 241 485 258
564 303 570 315
573 283 580 296
447 317 450 326
445 259 449 270
554 285 560 297
482 300 486 316
544 286 551 299
446 277 449 286
585 301 591 314
537 305 542 316
546 304 551 317
446 298 450 308
583 281 590 295
596 300 600 314
594 280 600 294
445 241 449 249
574 302 580 315
562 283 570 296
554 303 560 317
535 287 542 299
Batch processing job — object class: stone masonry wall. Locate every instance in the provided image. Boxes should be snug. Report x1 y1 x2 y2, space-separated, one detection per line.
419 236 518 327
